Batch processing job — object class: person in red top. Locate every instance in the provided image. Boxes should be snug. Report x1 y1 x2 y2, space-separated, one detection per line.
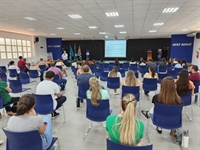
17 56 29 73
189 65 200 81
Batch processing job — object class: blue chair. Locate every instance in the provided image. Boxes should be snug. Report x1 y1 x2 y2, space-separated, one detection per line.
33 94 66 133
8 80 30 94
106 139 153 150
18 66 25 72
0 66 6 73
56 65 62 71
119 69 125 77
167 70 177 79
90 65 96 74
104 64 109 71
107 77 120 89
0 72 7 82
9 69 18 78
180 90 193 121
99 63 104 70
139 65 147 77
192 81 200 106
174 68 183 76
129 64 137 72
83 99 111 140
166 64 173 71
121 86 140 101
100 71 108 82
2 129 59 150
122 62 129 71
183 66 188 70
142 78 157 94
109 62 114 67
29 70 39 79
146 103 183 143
78 84 90 100
53 74 60 85
39 65 46 71
95 68 102 77
158 66 167 73
19 73 36 86
157 73 168 84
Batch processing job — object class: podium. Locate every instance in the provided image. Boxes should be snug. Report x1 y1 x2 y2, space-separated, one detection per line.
147 51 152 60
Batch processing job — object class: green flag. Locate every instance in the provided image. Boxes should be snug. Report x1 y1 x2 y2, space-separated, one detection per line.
74 43 77 59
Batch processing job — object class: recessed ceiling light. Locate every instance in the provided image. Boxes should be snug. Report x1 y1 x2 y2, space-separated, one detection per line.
149 30 157 33
74 33 80 35
162 7 179 13
105 12 119 17
50 33 56 35
99 32 106 34
120 31 127 34
88 26 97 29
68 14 82 19
27 28 34 31
24 17 36 21
197 21 200 24
56 27 65 30
105 36 109 38
153 23 164 26
182 29 188 31
115 25 124 28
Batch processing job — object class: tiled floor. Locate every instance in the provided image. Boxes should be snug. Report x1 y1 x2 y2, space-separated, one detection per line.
0 69 200 150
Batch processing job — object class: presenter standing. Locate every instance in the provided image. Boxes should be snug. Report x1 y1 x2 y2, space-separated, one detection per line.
62 50 68 67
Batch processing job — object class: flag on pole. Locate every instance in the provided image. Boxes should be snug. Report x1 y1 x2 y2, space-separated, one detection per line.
74 43 77 60
78 45 82 60
69 45 74 62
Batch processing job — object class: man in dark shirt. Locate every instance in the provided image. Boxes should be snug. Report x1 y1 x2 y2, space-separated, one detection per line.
189 65 200 81
146 58 156 70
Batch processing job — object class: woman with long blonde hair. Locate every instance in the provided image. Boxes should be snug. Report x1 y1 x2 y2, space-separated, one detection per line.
121 70 142 90
106 94 144 146
87 77 109 106
108 66 122 95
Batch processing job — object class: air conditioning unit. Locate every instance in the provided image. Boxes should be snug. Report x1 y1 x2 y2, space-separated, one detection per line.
186 32 196 37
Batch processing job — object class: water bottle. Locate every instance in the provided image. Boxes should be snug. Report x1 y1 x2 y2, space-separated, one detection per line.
182 130 189 148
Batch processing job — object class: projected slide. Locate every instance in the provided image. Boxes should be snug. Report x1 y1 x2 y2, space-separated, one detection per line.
105 40 126 57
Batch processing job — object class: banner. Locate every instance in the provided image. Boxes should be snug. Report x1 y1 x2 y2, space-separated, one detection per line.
46 38 62 60
69 45 74 62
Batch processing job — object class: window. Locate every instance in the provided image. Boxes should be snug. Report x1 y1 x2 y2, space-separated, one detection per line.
0 38 32 59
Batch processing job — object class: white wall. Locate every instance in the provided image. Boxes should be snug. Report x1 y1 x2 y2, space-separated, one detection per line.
192 37 200 67
33 36 47 56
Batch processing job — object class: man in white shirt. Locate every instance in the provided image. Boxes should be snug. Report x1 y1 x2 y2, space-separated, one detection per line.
36 71 67 118
62 50 68 67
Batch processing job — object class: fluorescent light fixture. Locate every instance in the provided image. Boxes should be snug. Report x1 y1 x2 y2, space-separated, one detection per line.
153 23 164 26
197 21 200 24
182 29 188 31
149 30 157 33
24 17 36 21
162 7 179 13
115 25 124 28
99 32 106 34
105 36 109 38
120 31 127 34
50 33 56 35
105 12 119 17
74 33 80 35
68 14 82 19
88 26 97 29
27 28 34 31
56 27 65 30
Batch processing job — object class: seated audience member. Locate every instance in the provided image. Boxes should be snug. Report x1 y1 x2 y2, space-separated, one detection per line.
173 58 178 64
141 77 182 135
36 71 66 117
175 70 195 96
17 56 29 73
181 59 187 67
114 58 120 66
23 58 30 71
7 94 54 150
159 58 167 66
108 66 122 95
0 77 19 116
189 65 200 81
8 61 20 80
174 60 183 69
56 59 68 76
90 60 97 68
86 58 92 65
99 58 104 64
121 70 142 90
30 62 42 81
143 66 158 96
146 58 156 70
71 59 78 68
87 77 109 106
106 94 144 146
77 60 92 75
48 62 67 91
129 58 136 65
168 58 174 65
139 57 145 64
46 59 52 65
38 58 48 69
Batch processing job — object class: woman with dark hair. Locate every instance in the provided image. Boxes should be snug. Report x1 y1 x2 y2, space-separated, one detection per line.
175 70 195 96
129 58 136 65
174 60 183 69
7 94 54 150
99 58 104 64
168 58 174 65
143 66 158 96
181 59 187 67
159 58 167 66
142 77 182 135
139 57 146 65
114 58 120 66
8 61 20 80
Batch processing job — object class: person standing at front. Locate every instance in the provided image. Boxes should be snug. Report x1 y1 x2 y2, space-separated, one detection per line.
62 51 68 68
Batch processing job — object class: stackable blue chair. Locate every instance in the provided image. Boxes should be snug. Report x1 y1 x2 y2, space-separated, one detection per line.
18 66 25 72
142 78 157 94
53 74 60 85
158 66 167 73
2 129 59 150
95 68 102 77
100 71 108 82
157 73 168 84
56 65 62 71
107 139 153 150
0 72 7 82
0 66 6 73
129 64 137 72
167 70 177 79
183 66 188 70
19 73 36 86
174 68 183 76
192 81 200 106
139 65 147 77
78 84 90 100
9 69 18 78
109 62 114 67
146 103 183 143
29 70 39 79
118 69 125 77
107 77 120 90
104 64 109 71
99 63 104 70
122 62 129 71
89 65 96 74
166 64 173 71
8 80 31 95
83 99 111 140
134 71 139 78
121 86 140 101
39 65 46 72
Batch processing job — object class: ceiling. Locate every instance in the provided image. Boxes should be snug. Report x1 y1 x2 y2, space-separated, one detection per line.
0 0 200 40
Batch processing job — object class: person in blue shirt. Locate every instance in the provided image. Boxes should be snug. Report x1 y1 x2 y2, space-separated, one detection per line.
146 58 156 70
174 60 183 69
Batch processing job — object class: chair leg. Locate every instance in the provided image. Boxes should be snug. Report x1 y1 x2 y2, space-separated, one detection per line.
53 106 66 133
146 118 151 144
184 107 192 122
56 138 60 150
83 120 93 140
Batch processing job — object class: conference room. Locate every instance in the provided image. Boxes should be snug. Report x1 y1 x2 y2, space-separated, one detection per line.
0 0 200 150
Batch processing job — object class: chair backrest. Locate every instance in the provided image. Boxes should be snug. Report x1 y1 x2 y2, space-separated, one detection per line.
56 65 62 71
153 103 183 129
32 94 54 114
167 70 177 79
157 73 168 83
18 66 25 72
86 99 110 122
119 69 125 77
0 72 7 82
104 64 109 71
107 77 120 89
183 66 188 70
180 90 192 106
121 86 140 101
0 66 7 73
99 63 104 70
100 71 108 82
53 75 60 85
95 68 103 77
19 73 30 84
78 84 90 99
39 65 46 71
158 66 167 72
8 80 23 93
129 64 137 71
193 81 200 94
9 69 18 78
29 70 39 78
122 63 129 71
174 68 183 75
2 129 43 150
166 64 173 71
142 78 157 91
134 71 138 78
106 139 153 150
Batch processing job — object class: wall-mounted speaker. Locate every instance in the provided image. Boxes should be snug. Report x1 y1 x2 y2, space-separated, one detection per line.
196 33 200 39
34 37 39 43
